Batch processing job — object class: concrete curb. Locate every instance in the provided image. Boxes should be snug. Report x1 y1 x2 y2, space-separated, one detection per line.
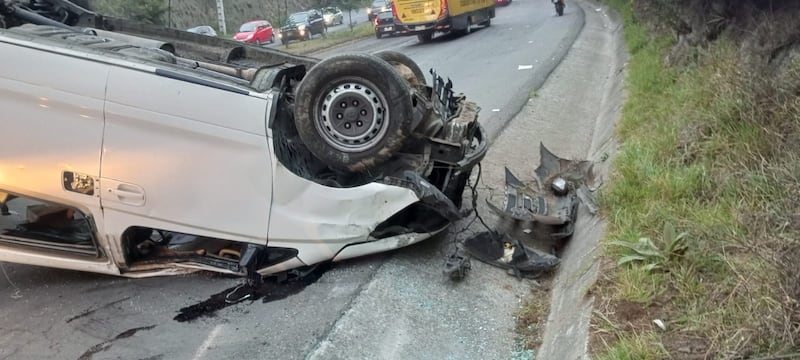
534 0 627 359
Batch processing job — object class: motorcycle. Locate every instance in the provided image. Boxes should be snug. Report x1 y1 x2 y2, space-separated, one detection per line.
552 0 564 16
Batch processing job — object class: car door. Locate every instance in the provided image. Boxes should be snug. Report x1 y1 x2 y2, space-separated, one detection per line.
0 39 108 260
254 22 267 43
101 64 273 246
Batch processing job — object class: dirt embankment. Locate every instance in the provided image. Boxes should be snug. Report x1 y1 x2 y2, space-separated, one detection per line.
89 0 316 32
638 0 800 72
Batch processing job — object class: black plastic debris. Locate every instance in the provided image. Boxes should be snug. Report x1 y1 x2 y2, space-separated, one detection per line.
443 246 471 281
451 143 596 280
463 231 560 279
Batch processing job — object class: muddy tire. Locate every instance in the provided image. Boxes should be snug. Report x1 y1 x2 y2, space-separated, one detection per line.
294 54 415 172
374 50 426 86
556 2 564 16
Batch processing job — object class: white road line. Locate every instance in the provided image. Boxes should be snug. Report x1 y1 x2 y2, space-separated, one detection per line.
192 325 223 360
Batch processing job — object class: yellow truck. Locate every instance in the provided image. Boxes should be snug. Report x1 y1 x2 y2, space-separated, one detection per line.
390 0 495 42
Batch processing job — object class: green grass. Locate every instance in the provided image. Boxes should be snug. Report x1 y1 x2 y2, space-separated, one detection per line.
279 23 374 55
595 334 669 360
593 0 800 358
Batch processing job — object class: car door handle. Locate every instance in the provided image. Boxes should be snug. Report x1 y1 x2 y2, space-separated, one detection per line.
111 184 146 206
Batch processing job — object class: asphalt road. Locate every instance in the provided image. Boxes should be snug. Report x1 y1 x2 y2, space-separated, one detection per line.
312 1 582 142
0 1 584 359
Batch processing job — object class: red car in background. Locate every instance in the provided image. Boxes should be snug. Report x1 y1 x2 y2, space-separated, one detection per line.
496 0 512 5
233 20 274 45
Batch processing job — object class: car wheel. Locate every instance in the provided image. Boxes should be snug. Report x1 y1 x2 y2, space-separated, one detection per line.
463 18 472 35
294 54 415 172
374 50 427 86
305 30 312 40
270 34 275 43
417 30 433 43
376 31 382 39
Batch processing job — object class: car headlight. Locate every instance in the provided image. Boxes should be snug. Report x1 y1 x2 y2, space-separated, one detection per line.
367 8 372 13
298 24 306 31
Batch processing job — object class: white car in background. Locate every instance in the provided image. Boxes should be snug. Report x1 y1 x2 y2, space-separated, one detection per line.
322 7 344 26
0 0 486 279
186 25 218 37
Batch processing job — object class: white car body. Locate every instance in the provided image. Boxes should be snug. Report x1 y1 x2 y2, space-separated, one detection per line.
186 25 217 37
0 1 486 279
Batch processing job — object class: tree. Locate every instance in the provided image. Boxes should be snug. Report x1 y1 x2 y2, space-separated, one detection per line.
333 0 369 30
92 0 167 25
121 0 167 25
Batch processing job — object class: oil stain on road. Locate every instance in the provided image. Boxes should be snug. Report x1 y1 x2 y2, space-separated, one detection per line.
173 263 333 322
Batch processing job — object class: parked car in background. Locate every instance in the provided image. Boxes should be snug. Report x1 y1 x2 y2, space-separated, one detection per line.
186 25 217 37
233 20 274 45
322 7 343 26
374 10 396 38
278 10 325 44
367 0 389 21
495 0 511 6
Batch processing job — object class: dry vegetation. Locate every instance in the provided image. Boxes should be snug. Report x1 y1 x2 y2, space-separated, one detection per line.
516 280 553 352
592 0 800 358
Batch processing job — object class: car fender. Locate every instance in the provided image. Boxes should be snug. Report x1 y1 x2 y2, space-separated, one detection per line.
265 141 420 266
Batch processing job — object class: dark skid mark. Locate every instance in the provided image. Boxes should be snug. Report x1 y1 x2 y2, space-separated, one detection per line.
174 263 333 323
66 296 132 323
77 325 156 360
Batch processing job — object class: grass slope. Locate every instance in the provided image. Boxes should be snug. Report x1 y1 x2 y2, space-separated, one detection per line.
591 1 800 359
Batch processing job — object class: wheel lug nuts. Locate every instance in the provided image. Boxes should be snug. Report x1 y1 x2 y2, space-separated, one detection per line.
340 102 347 108
360 109 367 116
352 100 359 106
344 123 352 129
356 121 363 127
336 113 343 119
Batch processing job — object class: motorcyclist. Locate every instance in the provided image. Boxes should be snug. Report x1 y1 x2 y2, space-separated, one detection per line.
551 0 565 16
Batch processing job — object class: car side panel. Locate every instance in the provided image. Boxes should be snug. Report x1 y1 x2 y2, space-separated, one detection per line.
0 42 106 203
101 66 273 245
0 44 107 208
0 40 117 272
258 27 273 43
